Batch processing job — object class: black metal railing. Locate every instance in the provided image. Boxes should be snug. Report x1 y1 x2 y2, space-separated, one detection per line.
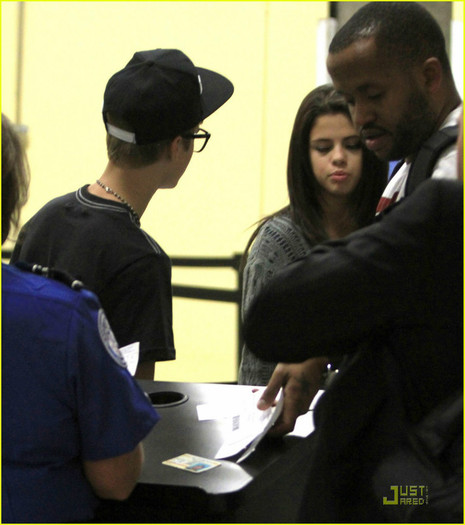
171 254 243 363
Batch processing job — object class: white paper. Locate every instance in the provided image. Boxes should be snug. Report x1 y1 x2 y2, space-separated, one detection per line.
197 402 238 421
287 389 325 437
120 342 140 376
289 411 315 437
235 394 284 463
198 388 283 460
309 389 325 410
196 387 324 462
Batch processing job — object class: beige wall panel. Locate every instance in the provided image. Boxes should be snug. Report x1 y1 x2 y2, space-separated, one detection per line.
159 299 239 382
2 1 326 382
1 3 18 115
453 1 463 21
260 2 328 218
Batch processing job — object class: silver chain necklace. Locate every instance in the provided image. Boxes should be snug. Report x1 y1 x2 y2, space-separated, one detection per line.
96 180 140 225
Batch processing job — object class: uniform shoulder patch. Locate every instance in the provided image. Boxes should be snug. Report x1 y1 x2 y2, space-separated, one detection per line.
98 309 127 368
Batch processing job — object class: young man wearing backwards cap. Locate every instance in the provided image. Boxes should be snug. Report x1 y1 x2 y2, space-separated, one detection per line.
11 49 234 380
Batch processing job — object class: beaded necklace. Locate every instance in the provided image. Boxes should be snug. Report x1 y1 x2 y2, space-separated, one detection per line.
96 179 140 225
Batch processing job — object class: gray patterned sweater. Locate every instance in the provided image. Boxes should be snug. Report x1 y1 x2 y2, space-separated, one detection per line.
238 211 314 385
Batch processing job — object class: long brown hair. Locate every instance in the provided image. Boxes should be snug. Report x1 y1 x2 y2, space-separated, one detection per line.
242 85 387 268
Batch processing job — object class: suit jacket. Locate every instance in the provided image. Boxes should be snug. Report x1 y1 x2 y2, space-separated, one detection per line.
244 179 463 522
244 178 463 422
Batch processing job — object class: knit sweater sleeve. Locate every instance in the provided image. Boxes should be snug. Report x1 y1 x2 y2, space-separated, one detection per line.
239 214 313 385
242 214 313 318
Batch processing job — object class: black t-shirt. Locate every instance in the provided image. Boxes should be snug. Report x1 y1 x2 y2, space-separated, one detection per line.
11 185 175 363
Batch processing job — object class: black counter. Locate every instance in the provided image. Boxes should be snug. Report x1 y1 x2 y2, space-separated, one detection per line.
95 381 316 523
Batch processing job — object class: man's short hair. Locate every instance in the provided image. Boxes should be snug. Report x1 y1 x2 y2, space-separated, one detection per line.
105 113 192 169
329 2 451 75
105 112 170 168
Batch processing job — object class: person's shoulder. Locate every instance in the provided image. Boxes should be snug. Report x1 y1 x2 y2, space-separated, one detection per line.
430 179 463 215
24 189 79 223
249 211 311 264
440 105 462 129
37 188 78 209
430 106 461 178
415 178 462 202
251 214 289 248
258 211 299 238
4 262 99 310
383 178 462 225
431 144 458 180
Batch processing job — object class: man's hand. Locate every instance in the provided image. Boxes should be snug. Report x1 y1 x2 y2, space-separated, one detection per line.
257 357 328 436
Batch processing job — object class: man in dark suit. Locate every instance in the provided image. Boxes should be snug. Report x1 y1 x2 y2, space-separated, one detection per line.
245 88 463 520
255 2 462 439
245 125 462 523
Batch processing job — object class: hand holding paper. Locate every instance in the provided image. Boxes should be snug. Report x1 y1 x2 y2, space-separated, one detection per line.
196 388 284 461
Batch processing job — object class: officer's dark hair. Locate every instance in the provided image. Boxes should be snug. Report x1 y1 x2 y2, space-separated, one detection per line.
329 2 452 76
2 114 30 244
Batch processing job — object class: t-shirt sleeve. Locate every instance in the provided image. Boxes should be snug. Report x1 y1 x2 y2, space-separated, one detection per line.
68 289 160 461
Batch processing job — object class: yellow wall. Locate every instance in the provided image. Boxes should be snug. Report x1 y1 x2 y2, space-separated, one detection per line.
1 1 328 382
453 1 463 21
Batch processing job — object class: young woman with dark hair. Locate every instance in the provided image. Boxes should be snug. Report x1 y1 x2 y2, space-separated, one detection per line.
239 84 388 386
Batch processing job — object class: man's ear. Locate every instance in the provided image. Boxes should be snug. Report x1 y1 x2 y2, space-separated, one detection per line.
422 57 443 94
167 136 183 160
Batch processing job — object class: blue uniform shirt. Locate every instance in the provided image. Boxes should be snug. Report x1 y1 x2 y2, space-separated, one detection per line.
2 263 160 523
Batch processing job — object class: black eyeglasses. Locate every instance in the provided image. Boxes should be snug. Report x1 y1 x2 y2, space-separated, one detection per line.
182 128 211 153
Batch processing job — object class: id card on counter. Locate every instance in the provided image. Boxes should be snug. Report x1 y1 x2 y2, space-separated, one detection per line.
162 453 221 474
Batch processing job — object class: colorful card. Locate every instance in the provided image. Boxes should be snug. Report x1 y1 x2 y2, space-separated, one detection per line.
162 453 221 474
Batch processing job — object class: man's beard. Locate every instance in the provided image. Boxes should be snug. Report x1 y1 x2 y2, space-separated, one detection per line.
388 89 437 161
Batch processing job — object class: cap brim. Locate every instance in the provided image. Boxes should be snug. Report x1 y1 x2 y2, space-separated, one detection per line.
197 67 234 120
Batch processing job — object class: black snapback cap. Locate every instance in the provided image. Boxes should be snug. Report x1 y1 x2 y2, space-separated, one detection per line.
103 49 234 145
